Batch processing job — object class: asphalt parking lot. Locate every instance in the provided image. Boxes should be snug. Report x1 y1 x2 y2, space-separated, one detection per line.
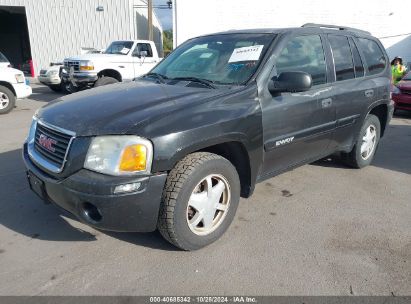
0 83 410 296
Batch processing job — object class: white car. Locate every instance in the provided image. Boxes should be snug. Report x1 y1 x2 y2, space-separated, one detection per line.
0 52 11 68
38 63 64 92
62 40 162 92
0 67 32 114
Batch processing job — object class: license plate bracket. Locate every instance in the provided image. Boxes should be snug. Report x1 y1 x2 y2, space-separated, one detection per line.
27 171 50 204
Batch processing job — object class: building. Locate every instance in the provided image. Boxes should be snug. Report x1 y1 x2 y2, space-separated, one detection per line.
0 0 164 75
173 0 411 64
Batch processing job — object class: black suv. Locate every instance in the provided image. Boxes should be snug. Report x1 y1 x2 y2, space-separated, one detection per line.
23 24 393 250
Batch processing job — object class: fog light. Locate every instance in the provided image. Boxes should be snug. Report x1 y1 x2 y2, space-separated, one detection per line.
114 182 141 194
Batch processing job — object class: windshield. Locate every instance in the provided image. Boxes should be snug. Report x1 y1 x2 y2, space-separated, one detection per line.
0 52 9 62
151 33 275 85
105 41 134 55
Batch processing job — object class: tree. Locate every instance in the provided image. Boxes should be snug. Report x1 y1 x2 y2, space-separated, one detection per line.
163 30 173 56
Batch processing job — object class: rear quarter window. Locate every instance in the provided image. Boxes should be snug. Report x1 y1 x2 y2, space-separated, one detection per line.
357 38 387 76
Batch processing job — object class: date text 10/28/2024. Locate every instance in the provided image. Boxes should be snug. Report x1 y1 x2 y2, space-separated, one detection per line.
149 297 257 303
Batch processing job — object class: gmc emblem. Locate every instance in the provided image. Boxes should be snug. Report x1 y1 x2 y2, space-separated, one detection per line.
39 134 57 152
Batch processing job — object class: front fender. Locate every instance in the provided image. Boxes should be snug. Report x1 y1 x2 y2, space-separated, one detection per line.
141 84 264 189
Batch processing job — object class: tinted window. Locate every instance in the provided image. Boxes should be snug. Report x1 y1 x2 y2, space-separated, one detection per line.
328 35 355 81
276 35 327 86
349 38 365 77
357 38 386 75
0 52 8 62
134 43 153 57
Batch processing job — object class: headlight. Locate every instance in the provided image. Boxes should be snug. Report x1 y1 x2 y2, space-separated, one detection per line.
84 136 153 176
48 70 59 76
15 74 25 83
79 61 94 71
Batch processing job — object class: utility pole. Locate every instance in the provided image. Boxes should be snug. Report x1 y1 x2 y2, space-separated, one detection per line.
148 0 153 41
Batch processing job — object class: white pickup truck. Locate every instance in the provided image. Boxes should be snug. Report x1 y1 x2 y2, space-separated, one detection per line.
62 40 161 92
0 67 32 114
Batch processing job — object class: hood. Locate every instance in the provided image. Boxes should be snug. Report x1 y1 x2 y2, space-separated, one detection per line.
65 53 130 63
0 67 24 76
37 81 227 136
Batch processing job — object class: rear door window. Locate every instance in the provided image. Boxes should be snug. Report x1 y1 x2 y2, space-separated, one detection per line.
349 38 365 78
357 38 386 75
328 35 355 81
276 35 327 86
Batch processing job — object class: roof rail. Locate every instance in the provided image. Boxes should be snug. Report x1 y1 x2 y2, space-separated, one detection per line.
301 23 371 35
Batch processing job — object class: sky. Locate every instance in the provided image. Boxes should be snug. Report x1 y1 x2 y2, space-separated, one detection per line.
154 0 173 30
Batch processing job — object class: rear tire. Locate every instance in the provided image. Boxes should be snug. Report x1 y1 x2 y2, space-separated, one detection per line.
341 114 381 168
0 85 16 115
158 152 240 251
94 76 119 87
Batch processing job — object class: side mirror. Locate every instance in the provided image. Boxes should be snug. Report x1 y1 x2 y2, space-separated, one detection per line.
268 71 312 94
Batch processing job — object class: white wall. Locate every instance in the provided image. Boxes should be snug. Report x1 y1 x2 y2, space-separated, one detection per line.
174 0 411 63
0 0 163 75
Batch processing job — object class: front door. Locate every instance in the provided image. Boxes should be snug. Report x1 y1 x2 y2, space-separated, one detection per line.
132 43 159 77
260 34 336 178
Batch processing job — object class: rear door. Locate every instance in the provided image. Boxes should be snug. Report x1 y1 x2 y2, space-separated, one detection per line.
260 34 336 178
327 35 388 151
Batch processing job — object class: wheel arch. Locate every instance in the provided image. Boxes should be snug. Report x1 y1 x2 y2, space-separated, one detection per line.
0 81 16 96
368 103 388 137
196 141 252 198
156 135 255 199
97 69 122 82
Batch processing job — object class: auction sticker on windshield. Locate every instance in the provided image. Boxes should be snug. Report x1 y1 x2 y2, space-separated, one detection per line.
120 47 130 55
228 45 264 63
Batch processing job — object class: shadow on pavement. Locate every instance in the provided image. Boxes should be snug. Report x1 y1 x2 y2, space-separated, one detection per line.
0 149 178 251
311 121 411 175
28 85 65 103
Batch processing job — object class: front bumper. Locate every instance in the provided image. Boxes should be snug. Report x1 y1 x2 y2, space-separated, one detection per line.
13 82 32 99
38 75 61 85
61 71 98 85
23 143 167 232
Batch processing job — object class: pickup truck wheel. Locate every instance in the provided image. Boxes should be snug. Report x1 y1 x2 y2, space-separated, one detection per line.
342 114 381 168
158 152 240 251
0 85 16 114
94 77 119 87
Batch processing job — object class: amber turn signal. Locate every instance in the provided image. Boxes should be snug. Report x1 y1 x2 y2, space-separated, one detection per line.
119 145 147 172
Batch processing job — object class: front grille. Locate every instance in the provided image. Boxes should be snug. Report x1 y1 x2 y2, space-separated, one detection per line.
34 123 74 170
64 61 80 71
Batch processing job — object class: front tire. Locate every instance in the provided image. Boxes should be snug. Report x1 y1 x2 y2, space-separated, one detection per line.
158 152 241 251
94 76 119 87
342 114 381 168
0 85 16 114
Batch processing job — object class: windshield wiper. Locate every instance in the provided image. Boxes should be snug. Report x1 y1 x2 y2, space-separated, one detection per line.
171 77 216 89
143 72 168 84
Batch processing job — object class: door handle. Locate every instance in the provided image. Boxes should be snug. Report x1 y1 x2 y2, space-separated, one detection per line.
365 89 374 98
321 98 332 108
